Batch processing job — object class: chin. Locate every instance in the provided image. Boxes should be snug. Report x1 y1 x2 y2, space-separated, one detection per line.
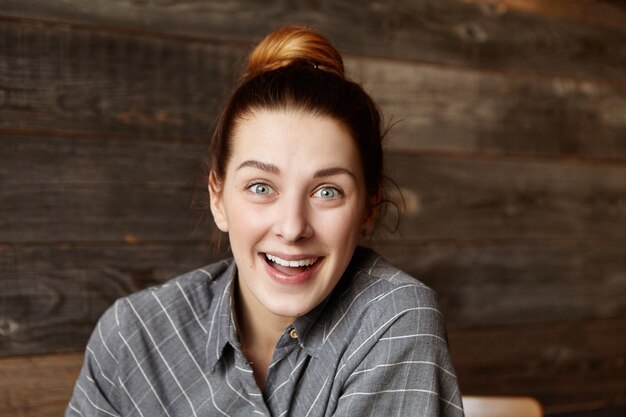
262 298 315 320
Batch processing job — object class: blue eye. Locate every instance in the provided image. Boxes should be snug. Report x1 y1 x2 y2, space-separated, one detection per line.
249 183 273 195
314 186 340 199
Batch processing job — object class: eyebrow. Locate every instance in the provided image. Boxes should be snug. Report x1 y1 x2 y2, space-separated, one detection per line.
313 167 356 180
236 160 280 174
236 160 355 179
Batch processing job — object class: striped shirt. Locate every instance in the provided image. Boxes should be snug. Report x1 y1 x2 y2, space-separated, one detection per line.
67 246 464 416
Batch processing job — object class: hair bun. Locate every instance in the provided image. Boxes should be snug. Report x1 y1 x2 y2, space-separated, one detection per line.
244 26 345 79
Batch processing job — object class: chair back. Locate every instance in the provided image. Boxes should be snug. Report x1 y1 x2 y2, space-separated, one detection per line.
462 396 543 417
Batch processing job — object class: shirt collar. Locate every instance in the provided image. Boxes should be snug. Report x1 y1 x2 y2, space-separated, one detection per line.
292 246 373 355
280 247 375 355
277 295 329 357
206 249 369 369
206 259 238 372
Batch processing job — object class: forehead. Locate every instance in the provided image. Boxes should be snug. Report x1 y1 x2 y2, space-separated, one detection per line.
228 109 361 173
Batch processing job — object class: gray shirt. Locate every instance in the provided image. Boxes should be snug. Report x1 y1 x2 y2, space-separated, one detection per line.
67 246 464 416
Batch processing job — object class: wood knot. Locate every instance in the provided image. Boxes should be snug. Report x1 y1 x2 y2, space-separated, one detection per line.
479 2 508 17
0 318 19 337
456 22 489 43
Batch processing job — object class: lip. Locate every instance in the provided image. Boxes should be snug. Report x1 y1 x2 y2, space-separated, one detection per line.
260 252 323 285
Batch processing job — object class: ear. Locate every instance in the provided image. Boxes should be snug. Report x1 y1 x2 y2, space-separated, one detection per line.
208 171 229 232
361 192 381 236
361 209 377 236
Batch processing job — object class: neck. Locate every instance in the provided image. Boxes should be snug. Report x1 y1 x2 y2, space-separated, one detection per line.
234 276 293 388
237 298 289 351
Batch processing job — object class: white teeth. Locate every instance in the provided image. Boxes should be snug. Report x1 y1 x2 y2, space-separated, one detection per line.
266 254 318 267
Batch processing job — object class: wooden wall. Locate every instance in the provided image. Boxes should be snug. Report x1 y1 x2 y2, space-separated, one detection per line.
1 0 625 415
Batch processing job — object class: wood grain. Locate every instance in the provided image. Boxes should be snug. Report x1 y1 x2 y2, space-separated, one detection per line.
0 134 210 243
0 19 242 141
3 137 626 243
1 0 625 81
369 240 626 326
1 2 625 416
450 318 626 413
350 56 626 159
2 19 626 159
1 318 623 417
459 0 626 31
1 239 623 356
380 152 626 241
0 352 83 417
0 242 224 356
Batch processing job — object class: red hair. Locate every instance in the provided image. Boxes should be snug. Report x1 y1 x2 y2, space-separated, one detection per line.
244 26 344 78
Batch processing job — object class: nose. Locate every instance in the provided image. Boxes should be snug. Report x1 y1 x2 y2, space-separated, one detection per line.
274 194 313 242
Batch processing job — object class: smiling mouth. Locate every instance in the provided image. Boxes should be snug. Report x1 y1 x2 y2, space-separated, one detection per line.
264 253 320 274
261 253 323 284
266 253 318 267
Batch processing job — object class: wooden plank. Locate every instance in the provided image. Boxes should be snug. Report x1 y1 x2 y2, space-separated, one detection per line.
378 152 626 241
1 319 623 417
350 57 626 159
449 318 626 413
2 136 626 243
0 135 212 243
2 19 625 159
1 0 625 81
1 239 623 356
368 240 626 326
460 0 626 31
0 242 224 356
0 18 243 141
0 352 83 417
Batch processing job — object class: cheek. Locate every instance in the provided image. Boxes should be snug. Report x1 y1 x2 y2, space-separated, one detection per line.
317 207 363 244
223 198 269 240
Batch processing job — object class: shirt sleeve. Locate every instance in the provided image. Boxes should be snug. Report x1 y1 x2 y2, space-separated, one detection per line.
66 301 123 417
332 302 464 416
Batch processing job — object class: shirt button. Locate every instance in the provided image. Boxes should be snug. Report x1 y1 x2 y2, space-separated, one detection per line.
289 328 298 339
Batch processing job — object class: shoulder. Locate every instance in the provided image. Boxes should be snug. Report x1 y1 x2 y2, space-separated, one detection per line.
321 247 445 345
102 258 234 336
127 257 232 304
343 246 440 314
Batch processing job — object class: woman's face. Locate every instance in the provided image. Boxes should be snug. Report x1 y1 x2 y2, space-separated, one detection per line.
210 109 370 324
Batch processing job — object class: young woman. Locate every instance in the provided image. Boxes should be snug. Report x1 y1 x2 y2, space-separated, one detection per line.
67 27 464 416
